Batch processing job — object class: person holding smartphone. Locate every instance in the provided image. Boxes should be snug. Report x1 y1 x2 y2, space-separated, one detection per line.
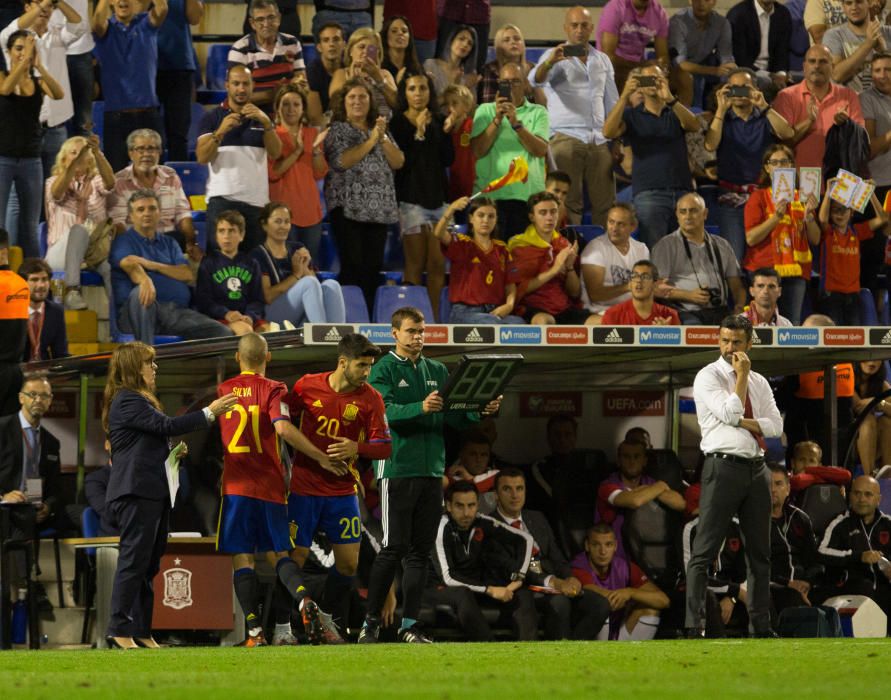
529 6 618 228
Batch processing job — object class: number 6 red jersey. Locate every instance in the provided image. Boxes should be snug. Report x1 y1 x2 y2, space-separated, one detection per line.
290 372 390 497
217 371 291 503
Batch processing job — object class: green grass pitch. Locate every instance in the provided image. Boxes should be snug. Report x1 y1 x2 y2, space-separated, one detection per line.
2 639 891 699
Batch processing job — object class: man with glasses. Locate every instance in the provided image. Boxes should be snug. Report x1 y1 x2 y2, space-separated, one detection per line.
228 0 306 108
108 129 199 260
601 260 680 325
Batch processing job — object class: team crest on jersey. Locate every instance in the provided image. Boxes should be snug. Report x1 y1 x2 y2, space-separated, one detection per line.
343 403 359 421
728 538 740 553
472 527 484 543
881 531 890 546
162 567 193 610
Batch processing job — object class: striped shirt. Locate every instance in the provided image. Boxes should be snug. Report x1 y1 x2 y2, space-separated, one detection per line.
227 32 306 96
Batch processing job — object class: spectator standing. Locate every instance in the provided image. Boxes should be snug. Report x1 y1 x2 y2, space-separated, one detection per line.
45 134 115 309
705 70 795 263
306 21 344 125
251 201 345 325
424 24 479 99
507 192 597 326
311 0 372 40
742 145 820 325
786 0 810 72
772 44 863 169
268 85 328 262
157 0 203 161
436 0 490 75
471 62 549 239
852 360 891 474
726 0 792 91
390 72 454 318
195 211 268 335
383 2 438 63
0 0 84 177
91 0 168 172
669 0 736 107
196 65 282 253
580 203 649 318
529 6 618 228
18 258 69 360
57 0 94 137
433 196 524 324
380 14 423 85
743 267 794 327
329 28 398 119
824 0 891 92
480 24 545 106
601 259 681 325
816 179 886 325
324 78 403 309
0 31 63 259
863 53 891 201
109 189 233 343
108 128 198 259
228 0 306 109
603 65 700 250
651 192 747 325
597 0 671 91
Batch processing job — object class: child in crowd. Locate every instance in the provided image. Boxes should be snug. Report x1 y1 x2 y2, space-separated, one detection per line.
817 181 888 326
442 84 477 206
195 211 268 336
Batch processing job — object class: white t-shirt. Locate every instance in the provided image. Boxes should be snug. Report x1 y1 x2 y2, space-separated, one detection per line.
580 235 649 313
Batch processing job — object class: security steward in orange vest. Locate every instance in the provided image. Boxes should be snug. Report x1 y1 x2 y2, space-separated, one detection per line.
0 229 29 416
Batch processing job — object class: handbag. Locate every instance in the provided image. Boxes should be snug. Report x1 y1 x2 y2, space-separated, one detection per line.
76 176 114 268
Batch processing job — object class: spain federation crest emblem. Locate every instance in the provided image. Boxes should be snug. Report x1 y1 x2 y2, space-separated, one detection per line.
343 403 359 421
162 567 193 610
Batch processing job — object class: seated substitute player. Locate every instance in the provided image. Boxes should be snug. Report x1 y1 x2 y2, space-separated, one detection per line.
288 333 392 640
571 524 669 640
217 332 338 646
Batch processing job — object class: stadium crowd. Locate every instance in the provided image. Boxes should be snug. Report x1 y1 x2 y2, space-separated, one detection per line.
3 0 891 645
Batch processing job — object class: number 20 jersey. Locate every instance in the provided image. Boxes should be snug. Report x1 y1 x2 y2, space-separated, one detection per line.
290 372 390 497
217 372 291 503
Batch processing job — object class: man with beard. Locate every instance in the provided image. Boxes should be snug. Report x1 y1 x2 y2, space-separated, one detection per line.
18 258 68 361
824 0 891 92
686 314 783 638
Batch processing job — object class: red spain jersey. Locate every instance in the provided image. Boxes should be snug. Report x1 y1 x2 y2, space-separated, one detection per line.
290 372 390 497
507 227 574 316
217 372 291 503
443 234 511 306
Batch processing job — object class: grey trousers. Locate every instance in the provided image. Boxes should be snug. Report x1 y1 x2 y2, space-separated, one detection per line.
685 454 772 633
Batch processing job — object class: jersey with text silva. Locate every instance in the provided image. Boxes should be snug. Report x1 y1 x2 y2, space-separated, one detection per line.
290 372 390 497
217 372 291 503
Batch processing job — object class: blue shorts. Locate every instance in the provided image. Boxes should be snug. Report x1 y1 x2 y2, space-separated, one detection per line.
217 495 294 554
288 493 362 548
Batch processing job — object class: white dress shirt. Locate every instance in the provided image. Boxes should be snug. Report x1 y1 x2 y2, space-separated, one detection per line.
754 0 772 72
693 355 783 458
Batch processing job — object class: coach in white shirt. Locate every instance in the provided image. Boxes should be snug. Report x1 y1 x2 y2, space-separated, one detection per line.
687 314 782 638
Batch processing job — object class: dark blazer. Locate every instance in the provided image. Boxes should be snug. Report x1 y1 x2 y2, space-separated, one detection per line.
726 0 791 74
84 466 118 536
106 390 209 503
494 508 573 587
0 412 62 515
23 300 69 362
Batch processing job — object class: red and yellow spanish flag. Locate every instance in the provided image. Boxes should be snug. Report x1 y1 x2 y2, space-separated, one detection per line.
472 157 529 198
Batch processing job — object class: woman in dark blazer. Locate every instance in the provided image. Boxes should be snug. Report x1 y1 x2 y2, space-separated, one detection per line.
101 342 236 649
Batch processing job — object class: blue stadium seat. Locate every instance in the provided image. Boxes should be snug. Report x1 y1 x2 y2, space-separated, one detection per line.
165 161 208 199
205 44 230 90
880 289 890 326
615 185 633 203
186 103 208 157
302 43 318 65
316 270 337 282
80 506 99 643
317 223 339 272
567 225 604 246
860 288 878 326
373 285 434 323
881 478 891 515
193 220 207 251
705 224 720 236
91 101 104 146
342 284 370 322
383 224 404 269
525 47 546 64
439 286 451 323
107 278 183 344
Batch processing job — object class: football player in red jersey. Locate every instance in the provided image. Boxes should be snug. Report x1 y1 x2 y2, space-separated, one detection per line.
289 333 392 638
217 332 339 646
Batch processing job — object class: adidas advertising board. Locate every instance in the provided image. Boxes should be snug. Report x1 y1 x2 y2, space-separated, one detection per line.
752 328 773 345
869 328 891 346
310 324 356 344
452 326 495 344
592 327 634 345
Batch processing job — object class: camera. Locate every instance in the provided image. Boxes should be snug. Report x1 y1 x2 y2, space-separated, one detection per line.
728 85 750 98
636 75 657 88
704 287 723 307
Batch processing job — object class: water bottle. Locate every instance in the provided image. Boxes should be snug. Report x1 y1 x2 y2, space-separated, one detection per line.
11 588 27 644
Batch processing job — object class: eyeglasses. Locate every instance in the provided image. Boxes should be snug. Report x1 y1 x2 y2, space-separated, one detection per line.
629 273 654 282
21 391 52 401
130 145 160 153
251 14 278 24
767 159 793 166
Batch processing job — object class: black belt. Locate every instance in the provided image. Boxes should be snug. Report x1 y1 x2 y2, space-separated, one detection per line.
706 452 764 466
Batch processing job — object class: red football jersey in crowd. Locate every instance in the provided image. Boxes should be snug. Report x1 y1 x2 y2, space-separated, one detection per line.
290 372 390 497
217 372 291 503
443 234 512 306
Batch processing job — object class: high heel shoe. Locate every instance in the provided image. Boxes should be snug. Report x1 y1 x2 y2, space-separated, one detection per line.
134 637 164 649
106 636 138 650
